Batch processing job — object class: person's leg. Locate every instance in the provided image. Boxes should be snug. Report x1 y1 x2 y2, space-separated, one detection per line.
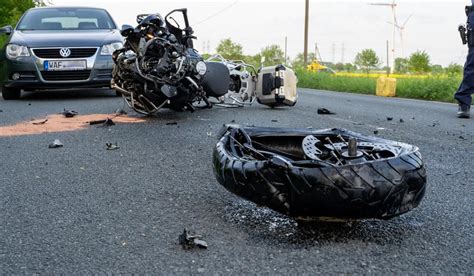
455 46 474 107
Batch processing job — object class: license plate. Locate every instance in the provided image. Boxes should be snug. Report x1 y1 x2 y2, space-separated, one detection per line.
44 60 87 71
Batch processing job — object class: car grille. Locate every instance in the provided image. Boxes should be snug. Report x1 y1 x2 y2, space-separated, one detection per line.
33 48 98 58
41 70 91 81
95 69 113 79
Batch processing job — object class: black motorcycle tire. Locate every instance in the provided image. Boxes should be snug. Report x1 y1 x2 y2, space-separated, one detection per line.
212 125 427 220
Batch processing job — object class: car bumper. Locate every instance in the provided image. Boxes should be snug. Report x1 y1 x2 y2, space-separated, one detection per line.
0 53 114 90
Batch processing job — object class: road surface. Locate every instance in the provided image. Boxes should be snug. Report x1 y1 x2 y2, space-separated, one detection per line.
0 88 472 274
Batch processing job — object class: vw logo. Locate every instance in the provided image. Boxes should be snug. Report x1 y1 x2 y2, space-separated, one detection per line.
59 48 71 58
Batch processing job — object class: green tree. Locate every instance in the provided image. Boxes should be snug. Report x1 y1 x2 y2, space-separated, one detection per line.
343 63 356 72
259 44 285 65
354 49 380 73
394 58 409 74
445 63 463 76
430 64 444 75
241 54 261 69
334 63 344 71
0 0 47 47
408 50 431 74
216 38 244 61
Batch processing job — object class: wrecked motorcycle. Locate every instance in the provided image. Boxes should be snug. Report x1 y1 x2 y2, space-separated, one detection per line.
206 55 298 108
111 9 297 115
213 125 427 220
111 9 226 115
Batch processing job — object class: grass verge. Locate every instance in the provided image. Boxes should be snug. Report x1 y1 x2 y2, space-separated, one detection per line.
296 70 461 103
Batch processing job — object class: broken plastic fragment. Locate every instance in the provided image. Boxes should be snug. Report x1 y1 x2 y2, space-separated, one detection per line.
62 109 78 118
90 118 115 126
446 171 461 176
317 107 335 115
178 229 208 250
48 139 63 149
106 143 120 150
104 118 115 126
32 119 48 125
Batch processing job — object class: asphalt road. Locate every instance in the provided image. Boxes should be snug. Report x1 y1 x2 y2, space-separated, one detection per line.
0 88 472 274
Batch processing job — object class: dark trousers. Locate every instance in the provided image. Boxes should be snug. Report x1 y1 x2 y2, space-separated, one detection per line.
455 13 474 106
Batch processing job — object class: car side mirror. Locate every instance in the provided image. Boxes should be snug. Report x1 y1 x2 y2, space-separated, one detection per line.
0 25 13 35
120 24 134 37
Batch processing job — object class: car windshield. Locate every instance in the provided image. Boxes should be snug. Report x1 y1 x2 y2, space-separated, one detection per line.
17 8 116 30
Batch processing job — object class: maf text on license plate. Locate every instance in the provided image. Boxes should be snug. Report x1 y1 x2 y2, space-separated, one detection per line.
44 60 87 71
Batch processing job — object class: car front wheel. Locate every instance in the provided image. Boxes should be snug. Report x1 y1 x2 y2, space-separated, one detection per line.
1 86 21 100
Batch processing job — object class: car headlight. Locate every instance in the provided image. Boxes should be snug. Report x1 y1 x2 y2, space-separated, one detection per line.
6 44 30 59
100 42 123 55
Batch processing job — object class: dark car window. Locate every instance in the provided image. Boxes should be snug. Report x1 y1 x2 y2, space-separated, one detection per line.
17 8 116 30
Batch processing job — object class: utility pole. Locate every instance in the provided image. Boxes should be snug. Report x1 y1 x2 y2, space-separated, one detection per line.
341 43 345 64
386 40 390 76
331 43 336 64
303 0 309 66
370 1 397 73
284 36 288 64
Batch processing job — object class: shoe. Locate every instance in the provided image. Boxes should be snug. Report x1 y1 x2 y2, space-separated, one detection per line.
457 105 470 118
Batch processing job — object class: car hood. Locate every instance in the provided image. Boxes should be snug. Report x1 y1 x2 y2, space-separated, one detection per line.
9 30 123 47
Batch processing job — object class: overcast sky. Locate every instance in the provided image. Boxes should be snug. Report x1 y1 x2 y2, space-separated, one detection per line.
50 0 470 66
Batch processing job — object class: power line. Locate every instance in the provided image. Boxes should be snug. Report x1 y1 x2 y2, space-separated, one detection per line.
195 1 239 25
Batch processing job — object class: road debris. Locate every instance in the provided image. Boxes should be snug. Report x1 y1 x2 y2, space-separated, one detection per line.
62 109 78 118
89 118 115 126
317 107 335 115
166 122 178 125
0 114 146 137
103 118 115 126
386 117 393 121
32 119 48 125
430 122 440 127
48 139 63 149
272 119 278 122
458 135 467 140
89 119 107 125
115 108 127 115
399 119 405 123
446 171 461 176
373 130 379 135
106 143 120 150
178 229 208 250
214 125 427 220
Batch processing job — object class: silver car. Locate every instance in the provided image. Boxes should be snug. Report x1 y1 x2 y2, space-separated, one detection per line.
0 7 123 100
